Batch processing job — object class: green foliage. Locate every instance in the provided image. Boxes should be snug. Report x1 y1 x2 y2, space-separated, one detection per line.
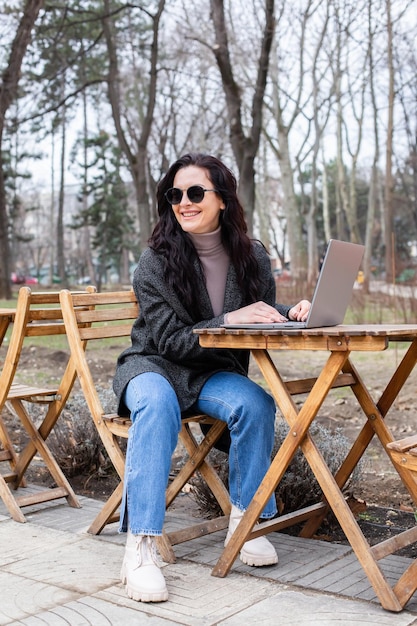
72 131 135 281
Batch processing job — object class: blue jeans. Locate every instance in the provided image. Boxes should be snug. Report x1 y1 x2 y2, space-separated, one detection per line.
120 371 277 535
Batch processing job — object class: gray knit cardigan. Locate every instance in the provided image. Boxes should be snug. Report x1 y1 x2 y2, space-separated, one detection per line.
113 242 291 415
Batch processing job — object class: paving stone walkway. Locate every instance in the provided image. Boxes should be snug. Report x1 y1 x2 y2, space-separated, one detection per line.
1 487 417 625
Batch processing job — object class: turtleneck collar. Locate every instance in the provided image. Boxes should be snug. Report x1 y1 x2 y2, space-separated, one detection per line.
188 226 223 254
188 226 229 317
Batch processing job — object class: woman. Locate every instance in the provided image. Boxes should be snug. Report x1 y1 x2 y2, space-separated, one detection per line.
113 153 310 603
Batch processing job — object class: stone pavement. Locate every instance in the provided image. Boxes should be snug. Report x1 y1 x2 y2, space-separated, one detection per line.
1 487 417 625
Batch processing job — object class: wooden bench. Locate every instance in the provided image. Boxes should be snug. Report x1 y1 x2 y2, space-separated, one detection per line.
59 288 231 562
0 286 94 522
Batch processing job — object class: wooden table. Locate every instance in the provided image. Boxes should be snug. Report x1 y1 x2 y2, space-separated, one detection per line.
195 324 417 612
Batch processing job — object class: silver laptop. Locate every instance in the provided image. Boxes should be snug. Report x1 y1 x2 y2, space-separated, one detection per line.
222 239 365 330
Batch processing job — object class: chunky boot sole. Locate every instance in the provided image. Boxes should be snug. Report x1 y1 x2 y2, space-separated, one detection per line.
240 547 278 567
120 563 169 603
225 529 278 567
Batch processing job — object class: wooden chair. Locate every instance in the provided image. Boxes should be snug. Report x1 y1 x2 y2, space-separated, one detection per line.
0 286 94 522
59 288 231 561
386 435 417 473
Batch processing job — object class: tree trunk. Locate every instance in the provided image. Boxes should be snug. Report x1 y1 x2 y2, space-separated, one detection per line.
278 126 305 280
0 0 44 299
384 0 394 283
102 0 165 252
81 83 95 283
363 2 380 293
321 155 331 243
336 80 350 240
57 104 68 287
210 0 275 234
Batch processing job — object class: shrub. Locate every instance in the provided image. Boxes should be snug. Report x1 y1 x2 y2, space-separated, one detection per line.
189 419 362 519
24 387 121 478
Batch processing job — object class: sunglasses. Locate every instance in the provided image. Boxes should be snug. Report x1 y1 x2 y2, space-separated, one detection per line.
165 185 217 205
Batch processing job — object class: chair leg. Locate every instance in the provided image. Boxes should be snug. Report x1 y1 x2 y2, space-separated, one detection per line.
0 475 27 523
87 481 124 535
9 399 80 509
156 533 176 564
168 421 230 514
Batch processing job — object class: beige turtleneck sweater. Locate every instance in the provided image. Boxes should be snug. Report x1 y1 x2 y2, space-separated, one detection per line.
189 227 230 316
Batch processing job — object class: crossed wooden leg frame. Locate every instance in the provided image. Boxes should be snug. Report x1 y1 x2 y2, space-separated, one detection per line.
211 345 417 613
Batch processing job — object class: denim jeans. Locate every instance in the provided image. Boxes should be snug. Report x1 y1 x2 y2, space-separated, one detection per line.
120 371 277 535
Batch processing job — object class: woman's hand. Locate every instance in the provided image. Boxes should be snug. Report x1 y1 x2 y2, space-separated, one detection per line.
225 301 288 325
288 300 311 322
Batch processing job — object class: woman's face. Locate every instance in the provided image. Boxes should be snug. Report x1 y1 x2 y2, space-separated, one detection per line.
171 166 225 234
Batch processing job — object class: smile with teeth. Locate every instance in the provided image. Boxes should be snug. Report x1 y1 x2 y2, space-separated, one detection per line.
182 211 200 218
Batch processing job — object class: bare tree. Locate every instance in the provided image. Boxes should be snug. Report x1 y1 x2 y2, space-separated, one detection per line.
102 0 165 252
264 1 332 283
304 4 332 282
0 0 44 299
363 0 383 291
209 0 275 234
384 0 395 282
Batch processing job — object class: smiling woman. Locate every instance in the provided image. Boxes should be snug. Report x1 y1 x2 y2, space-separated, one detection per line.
168 165 226 234
111 152 311 604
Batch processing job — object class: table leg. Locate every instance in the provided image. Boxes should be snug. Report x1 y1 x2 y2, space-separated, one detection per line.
301 353 417 537
211 348 405 611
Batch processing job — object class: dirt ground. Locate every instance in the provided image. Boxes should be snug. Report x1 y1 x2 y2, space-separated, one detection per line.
2 341 417 554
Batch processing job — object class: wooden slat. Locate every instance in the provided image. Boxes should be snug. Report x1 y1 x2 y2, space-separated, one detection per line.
371 526 417 561
29 308 63 320
78 324 134 341
26 325 67 337
15 487 68 507
103 419 130 438
285 373 355 396
8 383 58 399
167 516 229 546
75 306 138 325
387 434 417 453
195 324 417 337
69 291 136 308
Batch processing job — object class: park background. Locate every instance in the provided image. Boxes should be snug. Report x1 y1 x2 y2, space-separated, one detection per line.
0 0 416 298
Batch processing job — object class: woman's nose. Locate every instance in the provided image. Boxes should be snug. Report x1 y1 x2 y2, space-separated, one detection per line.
179 190 192 205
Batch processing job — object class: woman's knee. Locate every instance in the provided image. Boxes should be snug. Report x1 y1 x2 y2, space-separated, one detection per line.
239 382 275 420
124 372 181 431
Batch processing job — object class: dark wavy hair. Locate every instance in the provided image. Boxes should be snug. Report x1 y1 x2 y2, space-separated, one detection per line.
149 153 265 319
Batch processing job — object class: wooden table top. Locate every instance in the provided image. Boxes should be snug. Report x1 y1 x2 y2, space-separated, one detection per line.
195 324 417 338
195 324 417 352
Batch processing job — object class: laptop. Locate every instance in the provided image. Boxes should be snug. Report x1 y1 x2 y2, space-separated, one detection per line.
222 239 365 330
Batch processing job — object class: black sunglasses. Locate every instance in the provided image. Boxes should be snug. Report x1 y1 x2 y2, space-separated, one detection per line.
165 185 217 205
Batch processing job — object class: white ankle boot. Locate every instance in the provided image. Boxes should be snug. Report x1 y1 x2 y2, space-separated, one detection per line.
121 531 168 602
225 504 278 567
